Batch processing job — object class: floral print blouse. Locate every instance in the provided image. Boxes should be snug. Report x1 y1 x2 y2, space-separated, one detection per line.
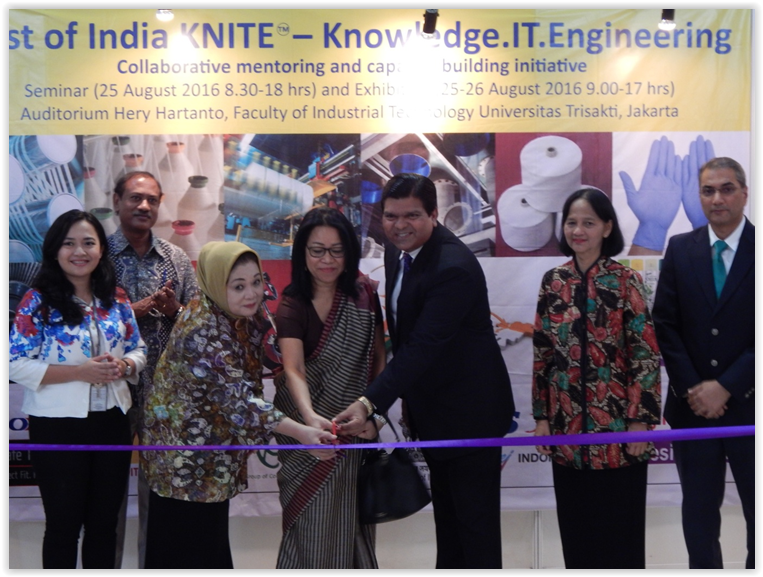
9 288 146 418
140 293 285 503
532 256 661 470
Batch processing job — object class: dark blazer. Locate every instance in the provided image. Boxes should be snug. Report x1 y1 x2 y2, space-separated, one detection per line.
365 224 515 450
652 219 754 429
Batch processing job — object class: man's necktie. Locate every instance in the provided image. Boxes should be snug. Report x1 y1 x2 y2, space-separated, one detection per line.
402 252 413 276
713 239 729 298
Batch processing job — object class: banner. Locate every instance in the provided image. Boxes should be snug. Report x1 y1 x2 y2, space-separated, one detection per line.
8 9 752 520
9 9 750 134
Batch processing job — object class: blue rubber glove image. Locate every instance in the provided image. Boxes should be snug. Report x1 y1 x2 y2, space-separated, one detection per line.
681 135 715 229
619 136 682 252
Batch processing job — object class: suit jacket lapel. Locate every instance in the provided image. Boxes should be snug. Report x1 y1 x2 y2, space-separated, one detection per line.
717 219 754 309
688 226 717 308
385 245 402 340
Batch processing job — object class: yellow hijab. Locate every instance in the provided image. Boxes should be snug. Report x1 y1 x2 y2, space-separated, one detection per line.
196 241 262 318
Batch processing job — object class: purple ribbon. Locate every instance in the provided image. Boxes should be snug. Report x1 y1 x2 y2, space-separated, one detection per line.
8 425 753 452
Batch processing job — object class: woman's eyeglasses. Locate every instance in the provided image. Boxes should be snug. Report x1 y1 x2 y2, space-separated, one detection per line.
307 246 345 258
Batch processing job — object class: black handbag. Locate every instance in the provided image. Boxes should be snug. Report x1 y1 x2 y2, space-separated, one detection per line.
357 417 431 524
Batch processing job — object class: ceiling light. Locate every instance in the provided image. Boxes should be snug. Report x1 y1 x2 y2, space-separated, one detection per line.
422 9 439 38
156 9 174 22
658 9 676 31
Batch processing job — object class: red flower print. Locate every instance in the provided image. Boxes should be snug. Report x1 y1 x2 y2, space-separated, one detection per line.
607 443 620 468
608 310 623 336
629 284 645 314
641 323 659 352
608 381 627 399
589 343 606 367
560 282 572 303
596 380 607 402
628 383 642 405
593 326 608 341
560 392 573 416
16 314 38 337
560 444 576 462
590 406 613 426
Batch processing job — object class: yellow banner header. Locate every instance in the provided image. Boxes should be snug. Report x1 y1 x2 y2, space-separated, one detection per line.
9 9 751 134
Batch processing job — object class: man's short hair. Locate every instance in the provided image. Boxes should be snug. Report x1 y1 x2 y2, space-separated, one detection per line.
381 173 437 215
699 157 747 189
113 171 163 197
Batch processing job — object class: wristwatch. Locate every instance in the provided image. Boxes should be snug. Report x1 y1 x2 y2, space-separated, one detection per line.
123 361 133 377
173 305 185 319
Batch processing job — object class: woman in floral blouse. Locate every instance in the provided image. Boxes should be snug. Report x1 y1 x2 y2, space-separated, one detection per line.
140 241 334 569
532 188 661 568
9 210 147 568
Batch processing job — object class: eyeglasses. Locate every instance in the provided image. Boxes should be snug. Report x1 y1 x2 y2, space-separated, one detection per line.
307 246 345 258
701 184 740 197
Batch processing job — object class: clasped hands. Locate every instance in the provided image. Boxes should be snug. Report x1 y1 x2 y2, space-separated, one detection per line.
534 418 649 457
133 280 181 318
79 353 128 385
687 379 730 420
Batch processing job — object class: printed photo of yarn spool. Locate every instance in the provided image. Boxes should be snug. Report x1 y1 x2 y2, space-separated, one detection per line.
519 135 583 213
433 178 474 234
9 240 37 263
9 155 26 206
10 135 77 173
25 193 84 237
497 184 555 252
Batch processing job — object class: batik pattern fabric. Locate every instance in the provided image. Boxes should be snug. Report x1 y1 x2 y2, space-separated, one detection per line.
273 277 379 568
532 256 661 470
108 229 198 410
141 293 284 503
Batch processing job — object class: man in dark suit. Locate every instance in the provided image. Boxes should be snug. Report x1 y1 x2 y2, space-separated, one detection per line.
335 173 515 568
653 157 754 569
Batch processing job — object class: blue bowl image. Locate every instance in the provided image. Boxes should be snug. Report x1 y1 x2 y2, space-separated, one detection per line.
361 180 383 204
389 154 431 177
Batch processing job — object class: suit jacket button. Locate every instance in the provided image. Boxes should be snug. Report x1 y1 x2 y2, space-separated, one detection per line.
711 328 719 336
710 359 718 367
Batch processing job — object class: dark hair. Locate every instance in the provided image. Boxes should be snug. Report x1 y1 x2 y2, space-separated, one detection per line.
33 209 116 325
558 188 625 257
230 251 261 277
381 173 438 215
113 170 162 197
283 207 361 301
699 157 747 188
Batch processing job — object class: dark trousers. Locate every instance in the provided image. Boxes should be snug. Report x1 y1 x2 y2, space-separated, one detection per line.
552 460 648 569
425 446 503 569
674 436 755 569
29 407 132 569
145 491 233 569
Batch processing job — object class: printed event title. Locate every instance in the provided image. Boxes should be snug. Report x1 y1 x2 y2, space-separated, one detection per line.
9 19 735 56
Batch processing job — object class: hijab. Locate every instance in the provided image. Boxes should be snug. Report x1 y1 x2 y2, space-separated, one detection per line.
195 241 263 318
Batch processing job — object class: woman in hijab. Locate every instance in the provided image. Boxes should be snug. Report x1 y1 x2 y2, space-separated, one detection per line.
140 241 334 569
